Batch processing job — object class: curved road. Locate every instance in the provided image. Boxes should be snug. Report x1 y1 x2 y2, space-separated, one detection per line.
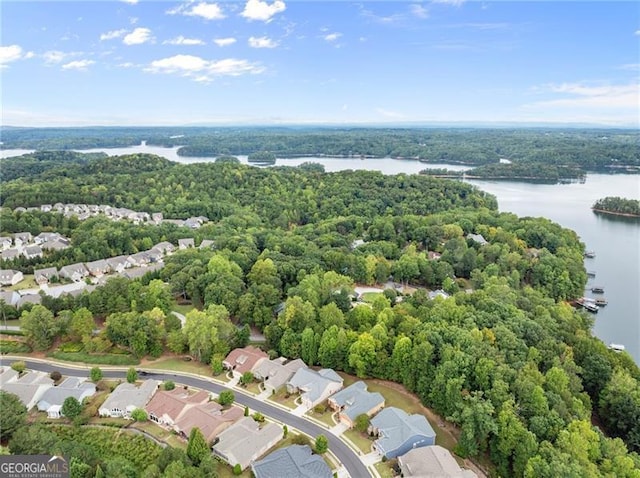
0 359 369 478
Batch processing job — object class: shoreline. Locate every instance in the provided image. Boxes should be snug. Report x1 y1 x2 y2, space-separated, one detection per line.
592 208 640 218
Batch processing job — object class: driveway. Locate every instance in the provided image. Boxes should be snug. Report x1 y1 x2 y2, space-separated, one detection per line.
0 358 371 478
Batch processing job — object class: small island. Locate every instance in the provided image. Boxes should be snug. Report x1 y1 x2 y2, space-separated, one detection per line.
247 151 277 164
420 162 586 184
592 196 640 218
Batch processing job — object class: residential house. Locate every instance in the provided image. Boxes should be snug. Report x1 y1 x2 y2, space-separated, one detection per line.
369 407 436 459
327 381 385 428
286 368 343 409
0 237 13 250
199 239 214 250
151 241 175 255
212 417 284 471
59 263 89 282
99 380 159 419
145 388 210 427
85 260 111 278
254 358 307 395
0 290 20 306
127 252 151 268
466 233 488 246
351 239 366 249
16 294 42 308
398 446 478 478
223 346 269 379
34 232 61 244
151 213 163 224
23 245 44 260
106 256 130 274
145 249 164 263
0 369 54 410
0 249 20 261
0 366 19 386
34 267 58 285
178 238 195 250
37 377 96 419
40 204 53 213
173 402 243 443
12 207 27 213
13 233 33 247
427 251 442 260
122 263 163 280
251 445 332 478
41 239 70 252
0 269 24 286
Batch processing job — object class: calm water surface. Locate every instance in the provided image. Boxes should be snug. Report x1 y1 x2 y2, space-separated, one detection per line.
2 145 638 362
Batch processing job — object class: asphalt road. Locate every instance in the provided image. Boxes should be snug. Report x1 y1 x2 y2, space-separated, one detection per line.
0 359 370 478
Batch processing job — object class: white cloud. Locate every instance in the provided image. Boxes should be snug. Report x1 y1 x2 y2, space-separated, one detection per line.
146 54 264 82
432 0 466 6
248 36 279 48
100 29 127 41
123 27 153 45
42 50 83 65
410 4 429 18
121 0 138 4
635 30 640 36
619 63 640 71
323 32 342 42
163 36 205 46
525 82 639 118
214 37 237 47
61 59 95 71
0 45 25 67
118 62 136 68
241 0 286 22
376 108 405 119
167 2 225 20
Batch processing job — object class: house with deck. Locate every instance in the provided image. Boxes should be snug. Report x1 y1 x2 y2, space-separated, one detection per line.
99 380 159 419
106 256 130 274
23 245 43 259
59 263 89 282
173 402 243 443
286 368 343 409
369 407 436 459
223 346 269 379
37 377 96 419
145 388 210 428
212 416 284 471
327 381 385 428
34 267 58 285
0 269 24 286
85 259 111 278
253 358 307 395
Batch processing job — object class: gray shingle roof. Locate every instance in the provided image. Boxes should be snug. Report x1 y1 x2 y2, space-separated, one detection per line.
252 445 332 478
370 407 435 457
37 377 96 411
328 381 385 421
254 358 307 391
398 446 478 478
213 417 284 470
100 380 158 414
287 368 343 405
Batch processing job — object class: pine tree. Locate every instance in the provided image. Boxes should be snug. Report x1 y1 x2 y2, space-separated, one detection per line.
186 427 209 466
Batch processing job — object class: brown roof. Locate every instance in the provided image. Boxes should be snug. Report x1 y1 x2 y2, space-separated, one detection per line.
175 402 243 443
145 389 209 422
223 346 268 374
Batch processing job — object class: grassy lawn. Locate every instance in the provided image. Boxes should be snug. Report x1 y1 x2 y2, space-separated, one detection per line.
240 381 262 395
144 357 212 376
343 429 373 454
360 291 383 303
131 421 186 449
0 318 21 327
7 275 37 291
305 403 337 428
267 389 299 409
170 302 195 315
374 461 397 478
89 417 129 427
216 463 252 478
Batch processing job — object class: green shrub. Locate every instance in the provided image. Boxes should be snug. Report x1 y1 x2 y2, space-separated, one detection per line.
126 367 138 384
252 412 265 423
58 342 84 353
90 367 103 382
217 390 234 406
163 380 175 391
0 340 30 354
50 371 62 382
131 409 148 422
233 464 242 475
10 361 26 373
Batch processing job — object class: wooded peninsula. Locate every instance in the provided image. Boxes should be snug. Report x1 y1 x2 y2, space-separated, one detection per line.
1 151 639 477
592 197 640 218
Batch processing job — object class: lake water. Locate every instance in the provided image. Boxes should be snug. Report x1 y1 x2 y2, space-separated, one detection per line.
2 145 639 362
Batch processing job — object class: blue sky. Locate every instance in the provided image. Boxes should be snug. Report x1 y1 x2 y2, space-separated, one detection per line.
1 1 638 126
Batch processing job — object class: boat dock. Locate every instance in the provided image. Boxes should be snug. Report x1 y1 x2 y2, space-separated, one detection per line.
584 251 596 258
575 297 599 313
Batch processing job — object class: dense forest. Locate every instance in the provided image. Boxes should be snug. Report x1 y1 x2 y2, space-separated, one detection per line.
592 197 640 217
420 162 586 184
2 127 638 171
1 154 640 476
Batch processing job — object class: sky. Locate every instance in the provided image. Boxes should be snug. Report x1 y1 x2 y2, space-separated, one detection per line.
1 0 638 127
